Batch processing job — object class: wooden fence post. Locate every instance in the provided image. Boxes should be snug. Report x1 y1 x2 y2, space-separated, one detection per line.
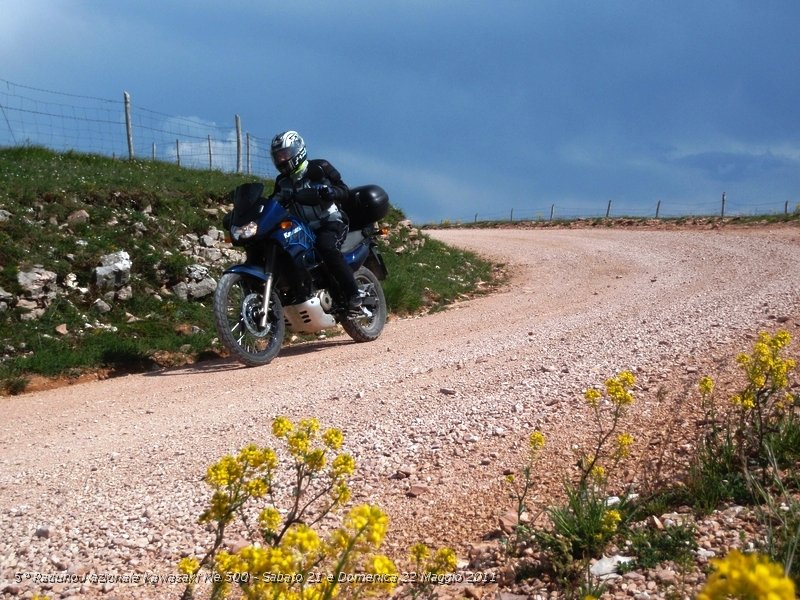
235 115 242 173
246 133 252 174
606 200 612 218
176 139 181 167
124 91 134 159
721 192 726 218
208 135 213 169
550 204 555 221
656 200 661 218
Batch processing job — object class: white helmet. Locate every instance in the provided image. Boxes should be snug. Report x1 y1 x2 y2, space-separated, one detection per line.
271 130 308 181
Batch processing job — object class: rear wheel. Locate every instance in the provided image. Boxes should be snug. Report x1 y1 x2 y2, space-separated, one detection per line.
341 267 387 342
213 273 285 366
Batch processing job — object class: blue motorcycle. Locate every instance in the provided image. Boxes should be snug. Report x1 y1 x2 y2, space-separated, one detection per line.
213 182 389 366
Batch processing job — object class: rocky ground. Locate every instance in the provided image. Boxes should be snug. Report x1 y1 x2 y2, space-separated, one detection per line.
1 223 799 599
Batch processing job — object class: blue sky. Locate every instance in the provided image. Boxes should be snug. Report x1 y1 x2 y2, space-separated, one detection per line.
2 1 800 223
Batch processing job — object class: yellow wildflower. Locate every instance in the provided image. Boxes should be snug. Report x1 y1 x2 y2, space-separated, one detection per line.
177 556 200 575
272 416 293 438
368 554 399 588
206 455 243 488
614 432 635 459
590 464 607 483
322 428 344 450
584 388 602 408
601 509 621 534
245 478 268 498
430 547 458 574
409 542 430 564
283 523 321 555
259 506 282 533
699 376 714 397
287 431 310 457
697 549 795 600
347 504 389 546
332 453 356 478
529 430 546 452
298 417 320 436
304 448 327 472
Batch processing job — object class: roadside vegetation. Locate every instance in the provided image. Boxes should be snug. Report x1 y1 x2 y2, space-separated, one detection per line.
0 146 499 395
500 330 798 599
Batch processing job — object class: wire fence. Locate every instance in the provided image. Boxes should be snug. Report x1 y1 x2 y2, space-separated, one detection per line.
446 194 800 225
1 78 797 223
0 78 275 177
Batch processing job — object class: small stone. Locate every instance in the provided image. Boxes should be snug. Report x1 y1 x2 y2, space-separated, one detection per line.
406 484 429 498
35 525 52 539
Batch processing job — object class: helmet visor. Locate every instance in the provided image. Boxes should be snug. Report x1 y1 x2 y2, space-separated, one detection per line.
273 147 295 174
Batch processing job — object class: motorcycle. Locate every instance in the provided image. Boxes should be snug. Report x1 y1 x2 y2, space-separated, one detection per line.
213 180 390 366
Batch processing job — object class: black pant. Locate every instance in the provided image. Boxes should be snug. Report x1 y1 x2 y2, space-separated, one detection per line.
315 220 359 298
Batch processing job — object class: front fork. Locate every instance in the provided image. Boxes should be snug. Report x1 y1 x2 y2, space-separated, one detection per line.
259 246 276 329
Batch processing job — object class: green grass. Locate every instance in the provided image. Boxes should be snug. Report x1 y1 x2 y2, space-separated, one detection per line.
0 146 500 393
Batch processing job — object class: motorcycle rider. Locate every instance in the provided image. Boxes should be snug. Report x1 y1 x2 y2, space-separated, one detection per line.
269 130 364 309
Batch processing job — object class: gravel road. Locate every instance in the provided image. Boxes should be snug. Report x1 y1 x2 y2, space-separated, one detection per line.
1 224 799 599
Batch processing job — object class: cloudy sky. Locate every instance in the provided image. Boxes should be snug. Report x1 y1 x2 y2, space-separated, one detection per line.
2 1 799 223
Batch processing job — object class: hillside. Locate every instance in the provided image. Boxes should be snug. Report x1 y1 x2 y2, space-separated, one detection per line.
0 147 497 394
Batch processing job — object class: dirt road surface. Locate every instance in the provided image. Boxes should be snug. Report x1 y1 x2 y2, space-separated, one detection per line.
2 225 799 599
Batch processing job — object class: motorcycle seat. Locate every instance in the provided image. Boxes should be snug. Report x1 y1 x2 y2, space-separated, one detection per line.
340 230 366 254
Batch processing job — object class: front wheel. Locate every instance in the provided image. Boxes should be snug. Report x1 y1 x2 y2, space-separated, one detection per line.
341 267 387 343
213 272 285 366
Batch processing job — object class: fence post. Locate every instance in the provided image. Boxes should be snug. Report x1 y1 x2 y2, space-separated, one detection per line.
123 91 134 159
207 135 213 169
656 200 661 219
235 115 242 173
510 208 514 222
785 200 789 215
151 143 156 161
474 213 478 223
176 139 181 167
606 199 612 218
721 192 726 218
246 133 252 174
550 204 555 221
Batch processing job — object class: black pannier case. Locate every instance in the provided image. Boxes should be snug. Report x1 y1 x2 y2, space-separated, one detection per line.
342 185 389 230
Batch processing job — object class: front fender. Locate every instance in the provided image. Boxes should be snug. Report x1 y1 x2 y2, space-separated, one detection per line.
223 264 268 281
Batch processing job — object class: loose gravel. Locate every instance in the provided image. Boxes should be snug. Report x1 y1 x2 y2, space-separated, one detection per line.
1 224 799 599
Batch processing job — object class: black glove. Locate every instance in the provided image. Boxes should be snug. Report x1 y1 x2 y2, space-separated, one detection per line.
294 187 321 205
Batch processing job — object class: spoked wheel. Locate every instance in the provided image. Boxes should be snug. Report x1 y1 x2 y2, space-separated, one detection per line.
213 273 285 366
341 267 387 342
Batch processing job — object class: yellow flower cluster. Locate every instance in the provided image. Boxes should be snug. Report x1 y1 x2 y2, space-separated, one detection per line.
529 430 546 452
409 542 458 575
733 330 796 411
699 376 714 397
601 509 621 535
188 418 402 600
584 371 636 408
345 504 390 547
697 549 795 600
605 371 635 406
178 556 200 575
614 432 634 460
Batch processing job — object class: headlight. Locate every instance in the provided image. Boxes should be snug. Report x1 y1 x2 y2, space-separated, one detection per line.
231 221 258 241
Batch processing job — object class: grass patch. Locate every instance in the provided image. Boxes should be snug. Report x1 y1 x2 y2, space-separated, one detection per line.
0 147 500 393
